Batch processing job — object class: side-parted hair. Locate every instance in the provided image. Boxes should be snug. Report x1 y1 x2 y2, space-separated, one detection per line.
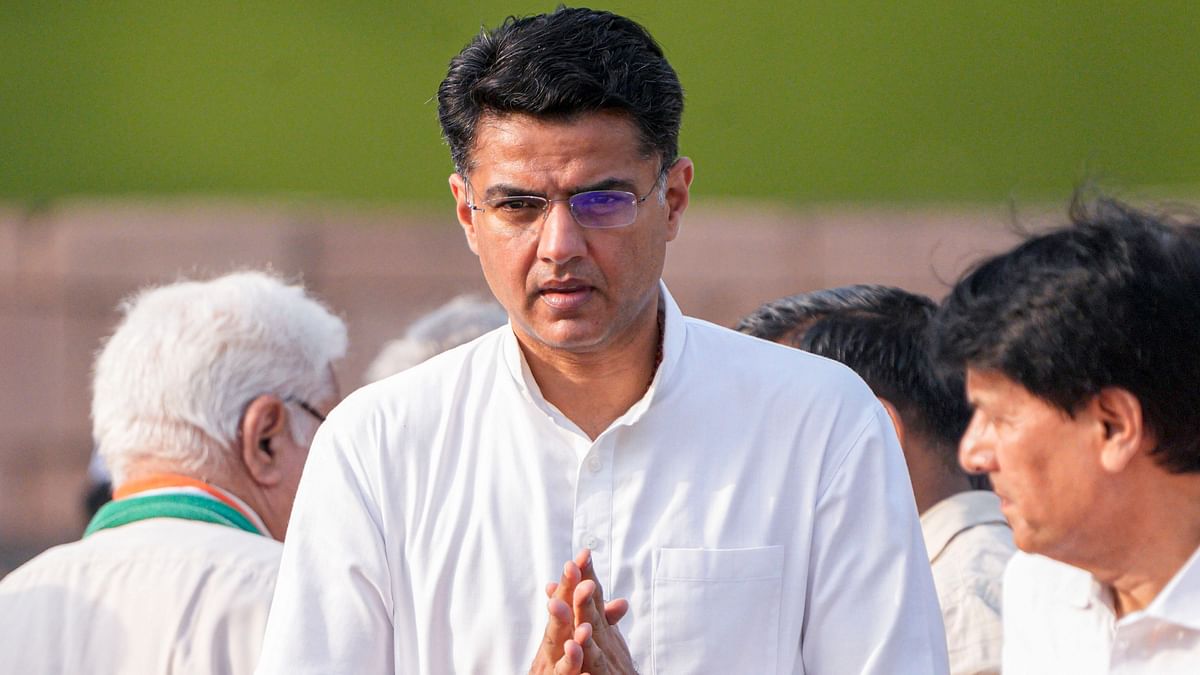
933 196 1200 473
363 294 507 384
737 285 973 473
437 6 683 174
93 271 348 484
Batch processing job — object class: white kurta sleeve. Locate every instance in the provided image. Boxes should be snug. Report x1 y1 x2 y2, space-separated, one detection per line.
256 414 399 674
801 406 950 674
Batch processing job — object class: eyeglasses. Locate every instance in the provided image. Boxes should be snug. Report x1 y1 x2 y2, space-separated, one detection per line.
467 171 665 230
285 396 327 424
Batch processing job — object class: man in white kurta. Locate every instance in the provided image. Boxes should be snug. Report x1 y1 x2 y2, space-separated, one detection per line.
262 9 946 674
259 286 948 673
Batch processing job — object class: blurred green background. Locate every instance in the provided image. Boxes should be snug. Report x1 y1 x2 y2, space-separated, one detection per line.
2 1 1198 206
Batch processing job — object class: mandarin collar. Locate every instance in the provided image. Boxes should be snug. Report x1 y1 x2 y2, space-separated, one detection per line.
501 280 685 432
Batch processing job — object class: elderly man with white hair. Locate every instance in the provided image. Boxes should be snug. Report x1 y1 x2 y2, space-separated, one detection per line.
0 271 346 675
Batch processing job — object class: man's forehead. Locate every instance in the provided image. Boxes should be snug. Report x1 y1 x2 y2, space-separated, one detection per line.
466 111 653 168
965 368 1018 400
464 113 658 194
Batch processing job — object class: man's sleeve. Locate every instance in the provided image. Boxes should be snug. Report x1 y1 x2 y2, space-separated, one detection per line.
801 405 950 674
256 415 400 674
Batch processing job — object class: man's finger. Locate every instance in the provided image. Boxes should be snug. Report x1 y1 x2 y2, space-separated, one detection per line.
603 598 629 626
546 582 559 598
573 579 605 630
575 622 611 673
556 560 581 601
576 549 608 614
550 559 582 634
536 597 574 663
554 638 585 675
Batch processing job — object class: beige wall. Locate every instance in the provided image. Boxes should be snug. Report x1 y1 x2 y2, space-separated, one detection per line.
0 198 1025 571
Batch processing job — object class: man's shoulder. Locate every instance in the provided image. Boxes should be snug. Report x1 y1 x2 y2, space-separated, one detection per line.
1 519 282 592
925 492 1015 562
0 537 89 590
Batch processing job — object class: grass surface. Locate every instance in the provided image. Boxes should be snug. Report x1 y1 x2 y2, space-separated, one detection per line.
1 2 1197 205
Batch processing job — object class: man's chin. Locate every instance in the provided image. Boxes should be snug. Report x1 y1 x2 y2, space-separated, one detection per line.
1009 521 1045 556
529 331 606 354
512 318 605 353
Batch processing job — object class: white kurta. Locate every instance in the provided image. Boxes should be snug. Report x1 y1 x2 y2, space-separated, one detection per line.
920 490 1016 675
1002 547 1200 674
0 518 281 675
258 285 948 674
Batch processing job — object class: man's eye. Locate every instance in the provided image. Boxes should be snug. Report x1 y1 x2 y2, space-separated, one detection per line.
495 198 542 211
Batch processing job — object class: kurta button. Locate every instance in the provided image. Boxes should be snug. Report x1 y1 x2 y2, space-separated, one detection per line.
587 456 602 473
585 535 601 550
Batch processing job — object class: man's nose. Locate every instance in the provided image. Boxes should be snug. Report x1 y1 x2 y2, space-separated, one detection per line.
959 413 998 475
537 202 587 265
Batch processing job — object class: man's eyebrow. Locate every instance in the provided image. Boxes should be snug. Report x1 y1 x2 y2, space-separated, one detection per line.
482 183 542 200
480 177 641 200
573 177 640 193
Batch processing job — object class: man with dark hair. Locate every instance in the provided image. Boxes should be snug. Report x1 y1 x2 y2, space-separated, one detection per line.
260 8 947 674
934 197 1200 673
739 285 1016 675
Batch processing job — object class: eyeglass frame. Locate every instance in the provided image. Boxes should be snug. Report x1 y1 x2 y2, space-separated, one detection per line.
235 394 327 456
464 166 669 230
284 396 327 424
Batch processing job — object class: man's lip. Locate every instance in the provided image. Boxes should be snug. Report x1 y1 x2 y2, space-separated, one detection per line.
538 280 592 293
538 285 593 310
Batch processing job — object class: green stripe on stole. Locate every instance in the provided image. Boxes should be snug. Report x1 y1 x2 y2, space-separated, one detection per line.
84 492 262 537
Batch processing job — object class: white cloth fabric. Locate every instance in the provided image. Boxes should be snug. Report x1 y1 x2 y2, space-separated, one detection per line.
920 490 1015 675
1002 546 1200 674
0 518 281 675
258 285 948 674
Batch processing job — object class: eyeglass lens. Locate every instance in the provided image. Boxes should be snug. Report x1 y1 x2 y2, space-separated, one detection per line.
569 191 638 229
487 190 638 229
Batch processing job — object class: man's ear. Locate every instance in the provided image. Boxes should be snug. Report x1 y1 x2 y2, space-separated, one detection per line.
878 397 906 448
449 173 480 255
239 394 288 487
1092 387 1153 473
663 157 693 243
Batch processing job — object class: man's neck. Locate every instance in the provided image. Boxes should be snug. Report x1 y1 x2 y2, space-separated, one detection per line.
1083 471 1200 617
521 302 663 440
908 438 974 515
120 461 277 539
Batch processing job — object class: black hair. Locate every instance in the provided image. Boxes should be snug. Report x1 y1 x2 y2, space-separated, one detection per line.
437 6 683 174
737 285 974 477
933 195 1200 474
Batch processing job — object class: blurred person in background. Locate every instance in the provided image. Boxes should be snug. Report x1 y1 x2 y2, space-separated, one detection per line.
739 284 1016 675
258 7 946 675
935 196 1200 673
363 293 507 383
0 271 346 675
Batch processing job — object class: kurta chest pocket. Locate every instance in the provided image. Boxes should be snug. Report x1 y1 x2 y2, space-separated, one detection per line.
650 545 784 674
